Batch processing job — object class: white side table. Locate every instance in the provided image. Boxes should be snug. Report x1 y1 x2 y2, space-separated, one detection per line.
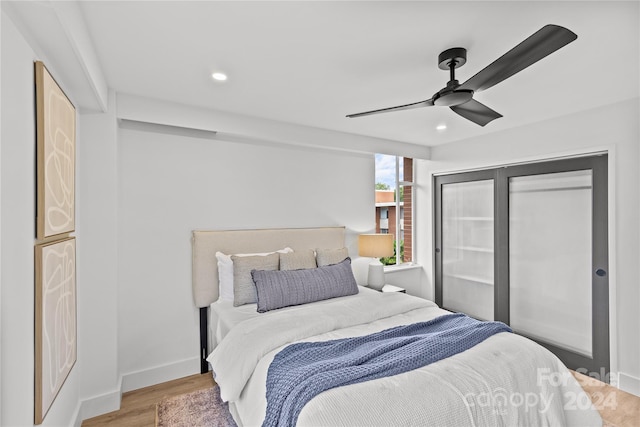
381 284 406 293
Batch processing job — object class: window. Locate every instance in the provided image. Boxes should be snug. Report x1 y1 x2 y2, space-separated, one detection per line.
375 154 413 265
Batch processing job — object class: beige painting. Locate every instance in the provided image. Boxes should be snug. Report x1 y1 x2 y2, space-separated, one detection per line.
35 61 76 240
34 237 77 424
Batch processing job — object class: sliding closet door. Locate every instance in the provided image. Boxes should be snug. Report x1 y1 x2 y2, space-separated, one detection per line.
435 154 609 378
499 155 609 376
435 170 495 321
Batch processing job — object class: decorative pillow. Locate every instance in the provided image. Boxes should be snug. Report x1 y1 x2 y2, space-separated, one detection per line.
280 249 317 270
252 258 358 313
315 247 349 267
216 248 292 302
232 253 280 307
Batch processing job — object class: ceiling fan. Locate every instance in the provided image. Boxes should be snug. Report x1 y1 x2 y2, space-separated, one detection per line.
346 25 577 126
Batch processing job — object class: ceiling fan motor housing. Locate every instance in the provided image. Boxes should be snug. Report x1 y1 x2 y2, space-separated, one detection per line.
433 88 474 106
434 47 474 106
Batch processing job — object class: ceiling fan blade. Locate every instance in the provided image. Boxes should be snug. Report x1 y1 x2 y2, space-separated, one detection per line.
458 25 577 92
346 99 434 118
450 99 502 126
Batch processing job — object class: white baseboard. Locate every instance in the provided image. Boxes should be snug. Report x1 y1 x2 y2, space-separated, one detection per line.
80 389 122 421
71 401 83 427
73 377 122 425
121 356 200 392
74 358 199 423
618 372 640 396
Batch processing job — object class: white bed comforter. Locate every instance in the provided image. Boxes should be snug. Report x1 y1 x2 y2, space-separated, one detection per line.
208 288 602 427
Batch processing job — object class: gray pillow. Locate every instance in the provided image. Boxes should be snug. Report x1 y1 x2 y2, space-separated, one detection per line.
315 247 349 266
232 253 280 307
280 249 317 270
252 258 358 313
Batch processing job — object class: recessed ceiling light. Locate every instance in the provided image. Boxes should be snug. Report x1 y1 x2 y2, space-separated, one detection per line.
211 72 227 81
436 124 447 131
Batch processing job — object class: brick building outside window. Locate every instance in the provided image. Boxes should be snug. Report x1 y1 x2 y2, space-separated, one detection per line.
374 156 413 264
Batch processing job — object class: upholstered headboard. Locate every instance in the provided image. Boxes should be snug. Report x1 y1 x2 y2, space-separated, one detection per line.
191 226 346 308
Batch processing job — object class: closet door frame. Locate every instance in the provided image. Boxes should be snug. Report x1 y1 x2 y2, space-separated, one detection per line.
434 154 609 378
434 169 497 312
497 154 609 376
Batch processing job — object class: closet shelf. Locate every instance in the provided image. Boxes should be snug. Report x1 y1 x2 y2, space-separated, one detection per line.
444 274 494 286
450 216 493 221
445 246 494 253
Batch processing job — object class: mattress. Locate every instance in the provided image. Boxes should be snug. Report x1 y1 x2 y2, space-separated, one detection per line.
209 299 260 349
209 287 377 349
208 287 602 427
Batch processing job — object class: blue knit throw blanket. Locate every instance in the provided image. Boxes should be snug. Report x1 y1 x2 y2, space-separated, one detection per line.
262 313 511 427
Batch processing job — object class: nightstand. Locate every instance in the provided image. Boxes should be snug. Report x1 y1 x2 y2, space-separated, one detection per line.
381 284 406 293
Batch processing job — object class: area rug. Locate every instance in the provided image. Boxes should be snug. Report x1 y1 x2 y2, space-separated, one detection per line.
156 385 237 427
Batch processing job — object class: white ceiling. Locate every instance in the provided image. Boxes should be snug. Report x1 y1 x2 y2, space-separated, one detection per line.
8 1 640 147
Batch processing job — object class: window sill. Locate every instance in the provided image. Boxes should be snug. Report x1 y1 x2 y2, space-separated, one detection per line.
383 263 422 273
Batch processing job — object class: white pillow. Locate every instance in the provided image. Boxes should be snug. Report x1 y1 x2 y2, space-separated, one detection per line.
216 247 293 302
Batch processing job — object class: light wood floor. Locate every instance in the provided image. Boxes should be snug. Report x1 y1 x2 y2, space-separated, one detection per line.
82 373 214 427
83 371 639 427
572 371 640 427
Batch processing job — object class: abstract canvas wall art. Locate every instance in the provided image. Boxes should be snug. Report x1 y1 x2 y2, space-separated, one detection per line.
35 61 76 240
34 237 77 424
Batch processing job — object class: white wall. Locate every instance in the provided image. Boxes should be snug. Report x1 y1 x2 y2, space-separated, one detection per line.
75 92 120 419
385 266 426 298
0 11 34 425
0 8 4 421
415 98 640 395
116 118 375 388
0 11 81 426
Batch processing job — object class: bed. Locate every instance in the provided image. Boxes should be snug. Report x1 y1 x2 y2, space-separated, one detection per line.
192 226 602 426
